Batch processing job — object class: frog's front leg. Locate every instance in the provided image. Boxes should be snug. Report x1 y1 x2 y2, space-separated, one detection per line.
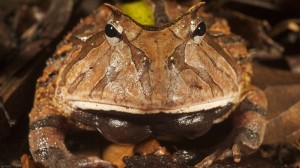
195 86 267 168
29 105 116 168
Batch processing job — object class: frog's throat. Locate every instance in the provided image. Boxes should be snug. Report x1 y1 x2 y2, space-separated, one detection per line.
68 94 237 114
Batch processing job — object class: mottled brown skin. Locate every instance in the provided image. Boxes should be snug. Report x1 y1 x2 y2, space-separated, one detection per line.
29 1 267 168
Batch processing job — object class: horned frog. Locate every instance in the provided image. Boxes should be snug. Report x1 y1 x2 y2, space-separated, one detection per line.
29 1 267 167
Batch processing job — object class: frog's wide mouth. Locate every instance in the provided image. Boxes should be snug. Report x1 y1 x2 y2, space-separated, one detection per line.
68 95 237 114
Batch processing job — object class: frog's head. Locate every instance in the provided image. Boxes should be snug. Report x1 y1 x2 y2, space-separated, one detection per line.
57 3 241 114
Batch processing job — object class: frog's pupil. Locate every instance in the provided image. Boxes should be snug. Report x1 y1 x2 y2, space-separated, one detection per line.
193 21 206 37
105 24 120 38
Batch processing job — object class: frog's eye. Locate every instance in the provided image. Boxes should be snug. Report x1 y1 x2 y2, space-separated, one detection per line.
192 21 206 37
105 23 123 44
105 24 121 38
191 21 206 43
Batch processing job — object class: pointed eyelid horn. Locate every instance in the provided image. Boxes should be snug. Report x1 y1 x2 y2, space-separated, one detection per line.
187 2 206 13
103 2 206 30
104 2 206 15
104 3 123 16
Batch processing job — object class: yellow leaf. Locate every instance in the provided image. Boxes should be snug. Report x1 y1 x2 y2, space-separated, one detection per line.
121 0 155 25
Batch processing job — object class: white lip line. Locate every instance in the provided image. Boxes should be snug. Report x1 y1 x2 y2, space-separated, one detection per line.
69 96 236 114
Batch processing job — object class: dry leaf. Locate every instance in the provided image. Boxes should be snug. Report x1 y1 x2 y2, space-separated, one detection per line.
103 144 134 168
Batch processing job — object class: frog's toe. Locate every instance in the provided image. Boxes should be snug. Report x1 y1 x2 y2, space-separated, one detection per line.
32 146 116 168
231 144 242 162
194 145 242 168
60 157 116 168
193 148 228 168
194 153 216 168
75 156 117 168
